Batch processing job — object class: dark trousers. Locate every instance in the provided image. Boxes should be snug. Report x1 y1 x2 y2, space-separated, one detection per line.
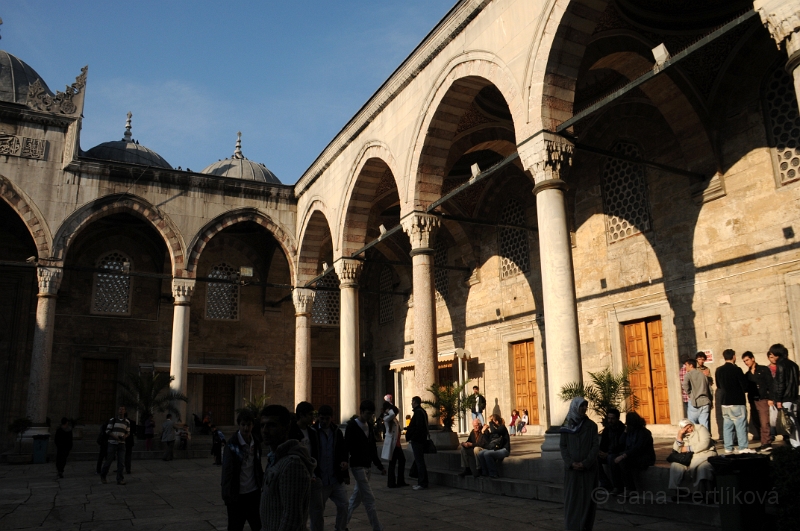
125 442 133 473
226 490 262 531
608 454 645 491
388 446 406 486
100 443 125 483
96 443 107 474
163 440 174 461
56 448 69 475
750 399 772 446
410 441 428 488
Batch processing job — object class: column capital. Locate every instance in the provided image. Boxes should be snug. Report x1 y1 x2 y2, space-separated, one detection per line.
37 266 62 297
755 0 800 56
292 288 316 315
518 131 574 185
172 278 196 304
335 258 362 288
401 212 441 253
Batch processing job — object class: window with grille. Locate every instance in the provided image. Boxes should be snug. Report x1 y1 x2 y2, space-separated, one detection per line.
498 199 530 279
379 266 394 325
312 271 340 326
764 67 800 186
92 251 132 315
434 239 449 301
206 263 239 320
602 142 651 244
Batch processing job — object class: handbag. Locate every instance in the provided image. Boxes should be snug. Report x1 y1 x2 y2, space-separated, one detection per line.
666 450 693 467
423 436 437 454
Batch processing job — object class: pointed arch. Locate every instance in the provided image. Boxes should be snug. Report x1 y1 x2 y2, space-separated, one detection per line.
0 174 52 258
297 202 336 286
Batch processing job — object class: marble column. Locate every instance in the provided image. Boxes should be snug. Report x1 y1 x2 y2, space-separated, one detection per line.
26 265 62 425
335 259 362 424
169 278 195 422
520 132 581 430
756 1 800 107
292 288 316 405
401 212 441 403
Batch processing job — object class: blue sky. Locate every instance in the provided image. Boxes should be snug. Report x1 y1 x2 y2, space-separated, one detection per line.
2 1 455 183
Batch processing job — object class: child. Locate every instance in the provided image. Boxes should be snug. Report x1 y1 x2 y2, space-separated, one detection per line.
509 409 519 435
517 410 529 435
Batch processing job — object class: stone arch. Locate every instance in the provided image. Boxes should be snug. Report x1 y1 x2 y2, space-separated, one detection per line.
0 174 52 259
187 208 296 284
297 204 335 286
52 193 186 274
340 142 401 257
405 52 526 211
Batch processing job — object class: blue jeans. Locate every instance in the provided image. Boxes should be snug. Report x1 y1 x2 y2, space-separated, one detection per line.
347 467 382 531
722 405 748 451
471 412 485 424
100 442 125 482
478 448 509 477
687 403 710 432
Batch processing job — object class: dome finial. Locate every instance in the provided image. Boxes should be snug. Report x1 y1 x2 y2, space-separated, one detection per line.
234 131 244 159
123 111 133 142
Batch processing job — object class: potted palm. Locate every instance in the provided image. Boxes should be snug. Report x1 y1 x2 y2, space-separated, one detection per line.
558 365 639 422
422 381 477 450
118 371 188 438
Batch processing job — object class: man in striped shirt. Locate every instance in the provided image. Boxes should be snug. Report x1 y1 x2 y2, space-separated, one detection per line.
100 406 131 485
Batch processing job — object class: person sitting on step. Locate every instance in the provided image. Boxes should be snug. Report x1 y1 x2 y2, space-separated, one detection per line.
476 414 511 478
458 418 490 478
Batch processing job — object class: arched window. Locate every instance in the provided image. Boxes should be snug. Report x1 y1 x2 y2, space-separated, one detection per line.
602 142 651 244
312 271 340 326
206 263 239 320
92 251 132 315
498 199 530 279
434 238 449 301
763 66 800 186
379 266 394 325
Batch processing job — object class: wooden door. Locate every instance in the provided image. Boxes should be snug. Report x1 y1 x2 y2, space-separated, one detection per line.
624 321 654 423
203 374 235 425
647 319 670 424
312 367 339 419
512 340 540 424
80 359 119 424
438 361 454 388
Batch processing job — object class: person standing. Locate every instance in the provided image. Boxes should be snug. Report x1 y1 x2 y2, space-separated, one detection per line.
260 404 316 531
471 386 486 424
54 417 73 479
381 400 406 488
715 349 753 454
289 401 319 459
560 397 599 531
311 404 349 531
345 400 387 531
161 414 176 461
770 343 800 448
407 395 429 490
124 411 136 474
741 351 774 452
682 359 712 432
767 350 780 440
144 415 155 452
100 405 131 485
221 410 263 531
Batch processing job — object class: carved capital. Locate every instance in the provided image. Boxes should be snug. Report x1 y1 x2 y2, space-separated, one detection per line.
334 259 363 288
172 279 196 304
37 266 62 296
518 132 574 184
755 0 800 56
292 288 316 315
401 212 440 252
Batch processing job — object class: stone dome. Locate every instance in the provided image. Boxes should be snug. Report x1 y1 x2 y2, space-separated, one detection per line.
84 112 171 169
0 50 54 105
201 132 280 184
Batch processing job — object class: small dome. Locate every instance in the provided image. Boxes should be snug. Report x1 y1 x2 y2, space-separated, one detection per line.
84 112 171 169
201 132 280 184
0 50 53 105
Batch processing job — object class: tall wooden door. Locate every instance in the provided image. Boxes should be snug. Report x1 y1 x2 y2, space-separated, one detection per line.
312 367 339 419
203 374 235 425
623 317 669 424
80 359 119 423
512 340 540 424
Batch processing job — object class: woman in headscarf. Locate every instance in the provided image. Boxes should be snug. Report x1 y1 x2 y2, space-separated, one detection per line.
668 419 717 497
559 397 599 531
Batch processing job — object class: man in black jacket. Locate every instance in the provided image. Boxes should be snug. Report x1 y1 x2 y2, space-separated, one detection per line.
597 408 626 489
715 349 753 454
345 400 386 531
742 351 775 452
407 395 429 490
471 386 486 424
221 410 263 531
311 405 349 531
769 343 800 448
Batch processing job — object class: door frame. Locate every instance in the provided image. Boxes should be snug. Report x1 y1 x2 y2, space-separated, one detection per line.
607 300 681 426
501 326 547 431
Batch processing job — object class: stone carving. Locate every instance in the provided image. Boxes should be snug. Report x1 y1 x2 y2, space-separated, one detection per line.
375 168 396 197
292 288 316 315
27 66 88 115
37 266 62 296
171 278 196 303
756 1 800 53
335 259 363 287
401 212 441 251
0 134 46 160
520 132 574 183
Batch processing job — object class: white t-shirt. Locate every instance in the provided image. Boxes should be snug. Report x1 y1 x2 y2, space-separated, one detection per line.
237 432 258 494
355 418 369 437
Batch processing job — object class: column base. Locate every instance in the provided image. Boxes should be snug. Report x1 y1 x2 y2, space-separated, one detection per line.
539 427 563 460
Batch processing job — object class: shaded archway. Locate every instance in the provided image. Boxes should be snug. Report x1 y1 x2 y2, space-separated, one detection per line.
0 174 51 259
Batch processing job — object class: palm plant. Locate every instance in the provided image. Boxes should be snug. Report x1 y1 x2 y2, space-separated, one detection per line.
235 394 270 418
558 365 639 422
422 381 477 432
118 371 187 421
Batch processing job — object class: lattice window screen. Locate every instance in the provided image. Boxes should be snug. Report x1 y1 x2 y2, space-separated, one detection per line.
206 263 240 320
92 251 131 314
434 239 449 301
602 143 651 244
764 67 800 186
498 199 530 279
379 266 394 325
312 272 340 326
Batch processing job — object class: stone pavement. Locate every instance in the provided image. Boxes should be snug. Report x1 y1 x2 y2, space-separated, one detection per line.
0 458 717 531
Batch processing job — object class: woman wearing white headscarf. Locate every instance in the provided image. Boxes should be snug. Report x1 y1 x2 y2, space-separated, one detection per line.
559 397 599 531
668 419 717 495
